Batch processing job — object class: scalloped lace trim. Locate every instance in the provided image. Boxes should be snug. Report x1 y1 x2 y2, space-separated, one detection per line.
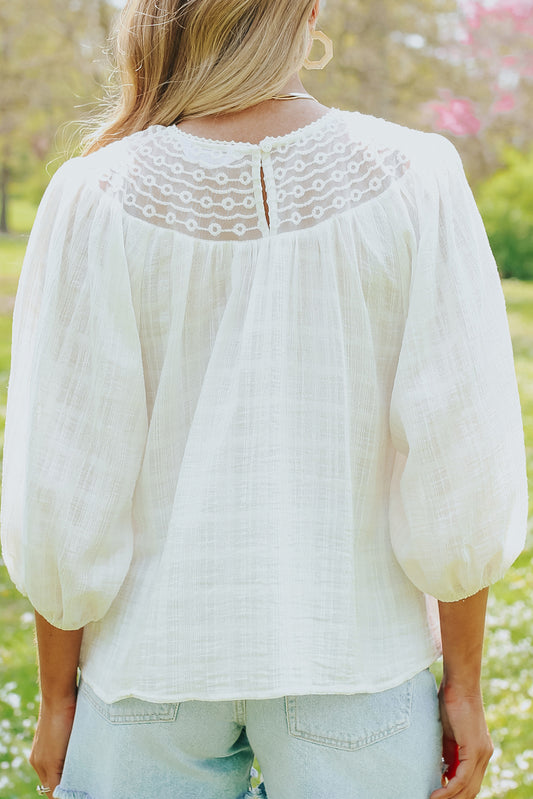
99 110 410 241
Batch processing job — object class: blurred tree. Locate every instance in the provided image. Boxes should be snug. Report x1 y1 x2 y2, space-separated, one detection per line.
305 0 532 184
305 0 464 128
0 0 116 232
423 0 533 181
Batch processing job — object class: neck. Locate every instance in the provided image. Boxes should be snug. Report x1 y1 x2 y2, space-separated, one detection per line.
277 74 308 96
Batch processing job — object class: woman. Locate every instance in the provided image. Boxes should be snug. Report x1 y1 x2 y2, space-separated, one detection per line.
0 0 527 797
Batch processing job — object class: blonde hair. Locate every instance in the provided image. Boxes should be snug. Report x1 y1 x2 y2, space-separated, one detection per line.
83 0 317 155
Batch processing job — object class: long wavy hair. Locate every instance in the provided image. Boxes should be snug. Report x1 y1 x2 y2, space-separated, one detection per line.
82 0 317 154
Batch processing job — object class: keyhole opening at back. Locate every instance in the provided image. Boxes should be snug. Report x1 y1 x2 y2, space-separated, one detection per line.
260 165 271 230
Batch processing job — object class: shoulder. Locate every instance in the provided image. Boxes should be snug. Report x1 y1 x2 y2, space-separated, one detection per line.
338 108 462 175
46 127 160 196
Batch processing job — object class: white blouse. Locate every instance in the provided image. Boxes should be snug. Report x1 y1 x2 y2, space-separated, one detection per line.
0 108 528 703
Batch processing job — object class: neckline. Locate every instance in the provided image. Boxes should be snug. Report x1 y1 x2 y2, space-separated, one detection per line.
167 107 340 150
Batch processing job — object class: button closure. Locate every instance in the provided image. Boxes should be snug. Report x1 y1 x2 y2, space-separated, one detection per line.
260 140 273 153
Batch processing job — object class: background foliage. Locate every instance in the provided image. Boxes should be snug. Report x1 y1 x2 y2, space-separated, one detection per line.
0 0 114 231
476 148 533 280
2 0 532 276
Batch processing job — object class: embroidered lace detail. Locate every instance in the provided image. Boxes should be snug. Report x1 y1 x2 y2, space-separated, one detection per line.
98 110 411 242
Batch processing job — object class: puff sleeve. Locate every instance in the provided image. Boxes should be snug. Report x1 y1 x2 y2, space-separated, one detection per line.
389 135 528 602
0 158 148 628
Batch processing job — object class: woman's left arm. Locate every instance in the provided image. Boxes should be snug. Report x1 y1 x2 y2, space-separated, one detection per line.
0 157 147 789
30 612 83 794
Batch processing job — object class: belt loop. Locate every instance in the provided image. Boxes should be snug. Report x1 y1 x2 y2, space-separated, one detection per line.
233 698 247 726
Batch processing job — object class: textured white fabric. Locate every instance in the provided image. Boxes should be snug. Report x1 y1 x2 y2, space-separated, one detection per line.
0 108 528 703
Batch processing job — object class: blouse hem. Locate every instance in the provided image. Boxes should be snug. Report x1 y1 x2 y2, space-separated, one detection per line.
80 650 442 705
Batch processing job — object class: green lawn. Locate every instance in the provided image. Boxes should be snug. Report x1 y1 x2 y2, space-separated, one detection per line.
0 237 532 797
0 236 28 299
5 198 40 236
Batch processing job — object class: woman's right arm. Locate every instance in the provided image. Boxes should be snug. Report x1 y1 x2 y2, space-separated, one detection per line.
430 587 494 799
385 134 526 798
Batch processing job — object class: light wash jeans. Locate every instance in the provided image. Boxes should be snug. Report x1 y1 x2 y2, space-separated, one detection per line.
53 667 443 799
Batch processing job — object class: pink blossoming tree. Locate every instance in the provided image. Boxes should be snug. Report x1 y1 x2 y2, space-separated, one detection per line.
426 0 533 140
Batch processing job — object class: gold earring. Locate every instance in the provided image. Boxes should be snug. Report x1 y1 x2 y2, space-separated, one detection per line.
304 29 334 71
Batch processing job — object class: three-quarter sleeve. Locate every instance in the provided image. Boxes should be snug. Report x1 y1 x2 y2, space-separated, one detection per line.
0 159 148 629
389 135 528 602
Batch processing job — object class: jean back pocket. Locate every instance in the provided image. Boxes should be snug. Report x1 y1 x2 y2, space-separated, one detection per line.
285 678 413 751
79 680 179 724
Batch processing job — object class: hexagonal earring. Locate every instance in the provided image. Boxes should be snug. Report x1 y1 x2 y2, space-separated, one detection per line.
303 30 334 70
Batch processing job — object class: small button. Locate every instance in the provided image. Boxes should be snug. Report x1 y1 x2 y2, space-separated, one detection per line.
261 140 273 153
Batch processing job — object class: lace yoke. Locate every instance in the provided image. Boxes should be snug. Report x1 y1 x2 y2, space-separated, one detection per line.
98 109 411 241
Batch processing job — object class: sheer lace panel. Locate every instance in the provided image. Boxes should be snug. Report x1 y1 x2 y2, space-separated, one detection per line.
98 111 411 242
99 130 262 241
272 136 410 234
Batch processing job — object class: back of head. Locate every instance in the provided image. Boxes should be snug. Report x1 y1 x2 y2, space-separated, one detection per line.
84 0 316 154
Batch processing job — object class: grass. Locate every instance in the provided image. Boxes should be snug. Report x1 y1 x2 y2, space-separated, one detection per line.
6 198 39 236
0 229 532 797
0 236 28 299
